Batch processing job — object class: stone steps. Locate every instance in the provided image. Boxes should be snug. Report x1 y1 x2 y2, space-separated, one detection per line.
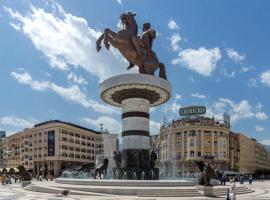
212 186 254 196
137 189 202 197
24 184 110 196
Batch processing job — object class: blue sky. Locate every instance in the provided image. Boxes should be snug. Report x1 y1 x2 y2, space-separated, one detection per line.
0 0 270 145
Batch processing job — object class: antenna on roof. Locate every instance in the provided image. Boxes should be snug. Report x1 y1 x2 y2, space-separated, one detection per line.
99 123 104 133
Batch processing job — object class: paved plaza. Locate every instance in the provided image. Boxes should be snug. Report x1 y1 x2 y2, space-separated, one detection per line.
1 181 270 200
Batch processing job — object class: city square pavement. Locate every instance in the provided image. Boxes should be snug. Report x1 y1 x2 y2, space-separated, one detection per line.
1 181 270 200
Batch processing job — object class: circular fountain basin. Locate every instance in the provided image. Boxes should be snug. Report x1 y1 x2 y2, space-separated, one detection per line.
55 178 196 187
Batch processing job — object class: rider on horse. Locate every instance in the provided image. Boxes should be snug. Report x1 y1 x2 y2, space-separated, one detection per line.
128 22 157 70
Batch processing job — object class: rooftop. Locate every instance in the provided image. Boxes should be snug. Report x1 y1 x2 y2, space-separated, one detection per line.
34 120 101 134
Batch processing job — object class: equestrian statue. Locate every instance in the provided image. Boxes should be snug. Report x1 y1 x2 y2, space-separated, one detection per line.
96 12 167 79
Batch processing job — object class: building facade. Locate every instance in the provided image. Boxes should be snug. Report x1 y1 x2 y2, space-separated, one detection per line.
229 132 240 171
160 116 230 177
4 120 107 177
236 133 270 174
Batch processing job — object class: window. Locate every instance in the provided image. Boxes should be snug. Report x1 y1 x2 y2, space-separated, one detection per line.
190 151 195 157
190 139 195 147
176 132 181 137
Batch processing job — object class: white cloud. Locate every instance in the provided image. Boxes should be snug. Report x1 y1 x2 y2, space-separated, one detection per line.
168 19 179 30
116 0 123 5
175 94 182 100
81 116 121 134
170 33 181 52
221 69 236 78
5 2 128 81
255 112 268 121
226 48 245 62
67 72 88 85
255 102 263 111
248 78 257 87
255 125 264 132
240 66 254 73
191 93 207 99
207 98 257 123
150 120 161 135
261 140 270 145
1 115 37 128
11 71 117 114
260 70 270 87
172 47 222 76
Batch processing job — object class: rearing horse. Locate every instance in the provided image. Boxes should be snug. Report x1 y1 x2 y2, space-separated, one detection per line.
96 12 167 79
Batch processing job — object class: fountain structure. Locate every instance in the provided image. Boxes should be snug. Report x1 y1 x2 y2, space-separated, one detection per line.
100 73 171 179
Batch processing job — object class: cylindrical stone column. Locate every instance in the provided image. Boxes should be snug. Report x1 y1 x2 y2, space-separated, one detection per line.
121 98 150 170
100 73 172 179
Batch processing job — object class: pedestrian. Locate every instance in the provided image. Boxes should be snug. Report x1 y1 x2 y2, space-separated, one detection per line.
222 173 226 186
248 175 253 187
231 179 236 200
239 175 244 184
226 188 231 200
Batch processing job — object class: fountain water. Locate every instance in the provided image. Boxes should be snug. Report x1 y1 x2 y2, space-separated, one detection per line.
141 171 146 180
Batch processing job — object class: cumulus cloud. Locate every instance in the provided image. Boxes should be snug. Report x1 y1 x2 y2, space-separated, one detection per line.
116 0 123 5
175 93 182 100
81 116 121 134
4 2 128 81
226 48 245 62
261 140 270 145
168 19 179 30
191 93 207 99
207 98 268 123
170 33 181 52
260 70 270 87
240 66 254 73
248 78 257 87
172 47 222 76
255 125 264 132
11 71 117 114
255 112 268 121
67 72 88 85
221 69 236 78
1 115 37 128
150 120 161 135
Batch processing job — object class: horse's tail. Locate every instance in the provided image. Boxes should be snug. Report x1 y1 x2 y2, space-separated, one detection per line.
158 63 167 80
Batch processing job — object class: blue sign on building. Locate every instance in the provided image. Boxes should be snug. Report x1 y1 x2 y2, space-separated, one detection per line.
48 130 55 156
0 131 6 139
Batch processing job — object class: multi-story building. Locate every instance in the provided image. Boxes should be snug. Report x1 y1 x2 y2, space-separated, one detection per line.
253 139 270 171
229 132 240 171
0 138 5 168
236 133 270 173
4 120 117 178
160 116 230 176
236 133 257 173
101 132 118 170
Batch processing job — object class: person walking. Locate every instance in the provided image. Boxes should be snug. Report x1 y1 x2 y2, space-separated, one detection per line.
231 179 237 200
226 188 231 200
222 173 226 186
248 175 253 187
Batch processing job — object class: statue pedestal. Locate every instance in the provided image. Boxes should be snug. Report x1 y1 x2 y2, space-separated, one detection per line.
100 74 171 180
21 180 31 187
203 186 214 197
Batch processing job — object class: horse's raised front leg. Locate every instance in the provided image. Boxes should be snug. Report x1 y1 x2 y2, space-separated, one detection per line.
103 28 111 50
96 33 104 52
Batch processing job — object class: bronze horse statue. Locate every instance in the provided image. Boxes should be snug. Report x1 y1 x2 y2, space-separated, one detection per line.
94 158 109 179
18 165 32 181
96 12 167 79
